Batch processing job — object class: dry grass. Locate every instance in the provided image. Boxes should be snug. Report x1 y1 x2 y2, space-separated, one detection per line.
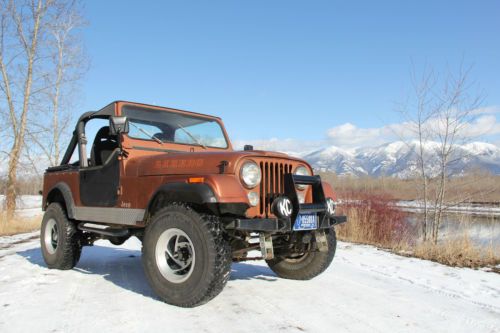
336 196 500 269
0 214 42 236
411 237 500 269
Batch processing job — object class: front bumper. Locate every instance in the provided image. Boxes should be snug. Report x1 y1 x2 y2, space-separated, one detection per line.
226 173 347 233
226 215 347 232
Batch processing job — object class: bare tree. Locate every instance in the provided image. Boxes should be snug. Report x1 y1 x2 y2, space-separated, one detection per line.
429 65 482 242
28 0 87 166
398 64 437 242
0 0 85 219
0 0 48 219
399 62 483 244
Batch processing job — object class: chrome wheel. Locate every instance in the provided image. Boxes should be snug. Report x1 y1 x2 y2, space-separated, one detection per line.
44 218 58 255
155 228 195 284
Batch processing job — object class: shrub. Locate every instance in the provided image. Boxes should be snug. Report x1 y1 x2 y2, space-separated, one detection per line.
336 192 415 249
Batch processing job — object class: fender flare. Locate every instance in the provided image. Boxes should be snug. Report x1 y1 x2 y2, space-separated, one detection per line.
147 182 218 213
45 182 76 219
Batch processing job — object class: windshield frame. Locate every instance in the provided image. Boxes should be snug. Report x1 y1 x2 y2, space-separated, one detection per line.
118 102 232 151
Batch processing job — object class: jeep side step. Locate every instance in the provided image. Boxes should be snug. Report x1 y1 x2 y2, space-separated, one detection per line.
78 223 129 237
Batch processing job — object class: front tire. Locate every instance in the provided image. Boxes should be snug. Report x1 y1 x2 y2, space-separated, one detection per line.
266 228 337 280
40 203 82 270
142 204 231 307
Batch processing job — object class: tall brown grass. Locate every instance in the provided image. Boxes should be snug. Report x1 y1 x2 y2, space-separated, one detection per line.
413 236 500 269
0 213 42 236
336 194 500 269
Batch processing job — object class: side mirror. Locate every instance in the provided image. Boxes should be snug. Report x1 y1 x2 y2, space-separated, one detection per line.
109 116 129 135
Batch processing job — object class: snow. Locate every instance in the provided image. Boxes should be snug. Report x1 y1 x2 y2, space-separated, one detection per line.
306 141 500 177
0 195 42 218
0 234 498 332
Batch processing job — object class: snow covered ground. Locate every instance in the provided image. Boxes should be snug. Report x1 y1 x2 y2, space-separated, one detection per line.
0 195 42 218
0 234 498 332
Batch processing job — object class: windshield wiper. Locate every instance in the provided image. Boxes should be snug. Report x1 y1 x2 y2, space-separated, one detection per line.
177 123 207 149
129 122 163 145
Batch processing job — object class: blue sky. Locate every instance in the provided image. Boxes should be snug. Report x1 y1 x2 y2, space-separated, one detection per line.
81 1 500 150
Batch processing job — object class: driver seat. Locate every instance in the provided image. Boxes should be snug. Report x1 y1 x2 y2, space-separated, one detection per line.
90 126 118 166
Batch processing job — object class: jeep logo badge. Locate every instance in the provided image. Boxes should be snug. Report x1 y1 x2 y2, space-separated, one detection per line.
272 197 293 218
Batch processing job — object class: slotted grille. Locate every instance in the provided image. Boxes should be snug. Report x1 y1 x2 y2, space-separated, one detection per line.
259 161 292 217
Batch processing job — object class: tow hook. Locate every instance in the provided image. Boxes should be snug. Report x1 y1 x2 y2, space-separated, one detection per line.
259 234 274 260
314 230 329 252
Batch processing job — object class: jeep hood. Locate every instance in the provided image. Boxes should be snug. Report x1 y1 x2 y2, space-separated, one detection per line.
130 150 310 177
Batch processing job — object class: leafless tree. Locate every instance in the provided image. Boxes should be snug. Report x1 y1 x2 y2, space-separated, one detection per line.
398 64 437 242
0 0 85 220
0 0 47 219
28 0 87 167
399 62 483 244
429 65 482 242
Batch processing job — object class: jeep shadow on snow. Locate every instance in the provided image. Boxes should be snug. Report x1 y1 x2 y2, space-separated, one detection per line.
39 101 346 307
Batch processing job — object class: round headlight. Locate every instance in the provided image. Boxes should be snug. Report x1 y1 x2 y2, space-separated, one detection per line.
240 161 261 188
294 165 310 190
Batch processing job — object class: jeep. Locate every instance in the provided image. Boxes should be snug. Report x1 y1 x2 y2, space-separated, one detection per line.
40 101 346 307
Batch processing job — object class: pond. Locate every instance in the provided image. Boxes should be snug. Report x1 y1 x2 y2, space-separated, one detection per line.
407 213 500 248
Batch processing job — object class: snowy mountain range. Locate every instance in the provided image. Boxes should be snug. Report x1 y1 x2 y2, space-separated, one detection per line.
303 141 500 178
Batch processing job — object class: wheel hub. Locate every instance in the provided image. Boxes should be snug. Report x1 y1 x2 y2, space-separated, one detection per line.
44 219 58 255
155 228 195 283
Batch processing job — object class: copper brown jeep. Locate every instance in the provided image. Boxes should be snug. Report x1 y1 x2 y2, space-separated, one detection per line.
40 101 346 307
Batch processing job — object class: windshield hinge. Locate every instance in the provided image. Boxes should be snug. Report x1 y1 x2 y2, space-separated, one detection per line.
218 160 229 174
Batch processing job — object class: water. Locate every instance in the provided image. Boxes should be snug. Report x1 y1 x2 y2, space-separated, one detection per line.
407 213 500 248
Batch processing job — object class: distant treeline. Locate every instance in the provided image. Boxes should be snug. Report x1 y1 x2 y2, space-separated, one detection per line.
320 171 500 204
0 176 43 196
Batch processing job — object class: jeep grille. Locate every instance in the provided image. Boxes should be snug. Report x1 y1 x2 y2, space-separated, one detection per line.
259 161 293 217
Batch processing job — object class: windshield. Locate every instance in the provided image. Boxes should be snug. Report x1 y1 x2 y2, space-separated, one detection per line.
122 105 228 149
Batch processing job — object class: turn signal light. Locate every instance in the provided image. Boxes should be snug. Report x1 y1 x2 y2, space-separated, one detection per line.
188 177 204 183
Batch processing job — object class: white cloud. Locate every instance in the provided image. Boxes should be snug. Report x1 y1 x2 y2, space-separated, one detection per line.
326 110 500 149
233 138 325 156
325 122 412 148
461 115 500 137
234 106 500 153
470 106 500 115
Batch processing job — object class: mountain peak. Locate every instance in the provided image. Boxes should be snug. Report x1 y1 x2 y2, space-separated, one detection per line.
304 141 500 178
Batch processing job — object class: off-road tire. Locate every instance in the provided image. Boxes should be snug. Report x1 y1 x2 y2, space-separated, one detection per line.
142 204 232 307
266 228 337 280
40 203 82 270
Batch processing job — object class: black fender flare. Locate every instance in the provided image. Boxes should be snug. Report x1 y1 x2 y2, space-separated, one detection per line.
45 182 76 219
147 182 218 214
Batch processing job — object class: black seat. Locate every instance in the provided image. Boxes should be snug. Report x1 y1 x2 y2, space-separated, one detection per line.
153 125 175 142
90 126 118 166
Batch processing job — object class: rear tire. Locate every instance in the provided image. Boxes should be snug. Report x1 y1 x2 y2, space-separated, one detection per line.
266 228 337 280
40 203 82 270
142 204 231 307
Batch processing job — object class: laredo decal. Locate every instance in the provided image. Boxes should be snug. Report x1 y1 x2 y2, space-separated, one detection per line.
154 159 204 169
